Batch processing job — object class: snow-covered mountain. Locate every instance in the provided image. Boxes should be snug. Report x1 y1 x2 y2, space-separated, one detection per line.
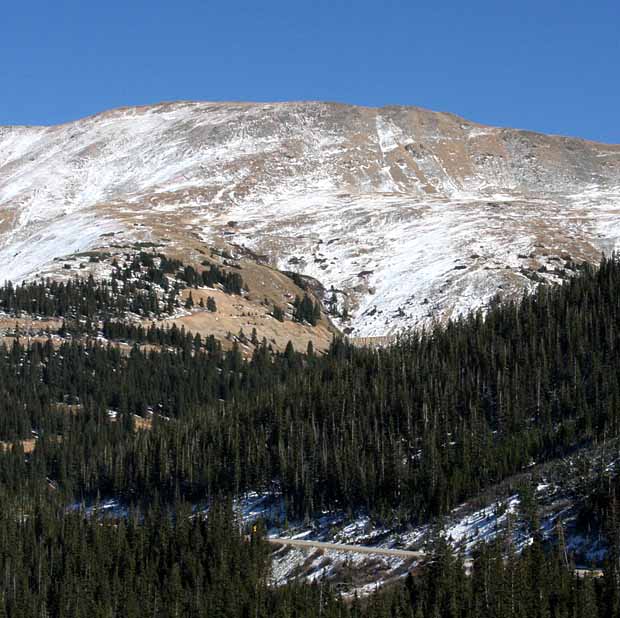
1 100 619 335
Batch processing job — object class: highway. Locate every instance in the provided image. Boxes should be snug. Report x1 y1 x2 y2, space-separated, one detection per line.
267 537 425 560
267 537 605 578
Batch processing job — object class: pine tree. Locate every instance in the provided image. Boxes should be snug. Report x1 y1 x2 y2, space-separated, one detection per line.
272 305 285 322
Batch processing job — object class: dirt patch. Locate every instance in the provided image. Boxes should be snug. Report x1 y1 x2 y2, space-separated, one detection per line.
132 415 154 431
0 435 62 454
0 438 37 454
0 317 63 334
153 286 334 354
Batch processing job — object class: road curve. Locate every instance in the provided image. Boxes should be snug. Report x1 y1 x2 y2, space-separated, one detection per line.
267 537 426 559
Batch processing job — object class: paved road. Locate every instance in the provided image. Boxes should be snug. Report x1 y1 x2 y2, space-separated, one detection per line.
574 568 604 578
267 537 426 559
268 538 605 579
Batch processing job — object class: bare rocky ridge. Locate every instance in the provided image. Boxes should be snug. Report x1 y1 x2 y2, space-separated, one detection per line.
1 100 619 337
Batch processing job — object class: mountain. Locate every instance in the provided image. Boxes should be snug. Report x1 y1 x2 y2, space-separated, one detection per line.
1 100 619 337
3 101 620 608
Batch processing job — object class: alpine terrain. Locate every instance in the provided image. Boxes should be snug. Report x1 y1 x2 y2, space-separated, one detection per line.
1 100 619 341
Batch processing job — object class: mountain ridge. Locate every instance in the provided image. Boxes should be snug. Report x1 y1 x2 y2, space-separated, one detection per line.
6 100 619 146
1 99 619 338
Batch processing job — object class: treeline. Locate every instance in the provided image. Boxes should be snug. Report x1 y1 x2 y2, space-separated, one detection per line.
117 252 245 295
100 319 221 349
3 256 620 523
0 251 244 320
0 275 166 319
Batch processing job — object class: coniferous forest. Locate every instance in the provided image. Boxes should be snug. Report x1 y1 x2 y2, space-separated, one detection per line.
2 254 620 615
2 490 620 617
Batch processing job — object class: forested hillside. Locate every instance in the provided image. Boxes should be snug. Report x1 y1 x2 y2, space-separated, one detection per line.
2 256 620 519
2 254 620 614
2 490 620 617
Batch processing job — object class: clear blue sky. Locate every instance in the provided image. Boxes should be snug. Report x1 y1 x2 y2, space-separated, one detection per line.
1 0 619 142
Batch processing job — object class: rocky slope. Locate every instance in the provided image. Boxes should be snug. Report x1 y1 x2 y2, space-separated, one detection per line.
1 101 619 336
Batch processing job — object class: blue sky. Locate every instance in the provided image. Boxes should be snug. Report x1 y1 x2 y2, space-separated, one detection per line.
1 0 618 142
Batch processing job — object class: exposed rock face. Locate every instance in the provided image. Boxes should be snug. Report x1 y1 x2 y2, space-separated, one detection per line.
1 101 619 335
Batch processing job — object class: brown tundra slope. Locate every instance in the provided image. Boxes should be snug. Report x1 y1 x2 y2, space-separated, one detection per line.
0 100 619 338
